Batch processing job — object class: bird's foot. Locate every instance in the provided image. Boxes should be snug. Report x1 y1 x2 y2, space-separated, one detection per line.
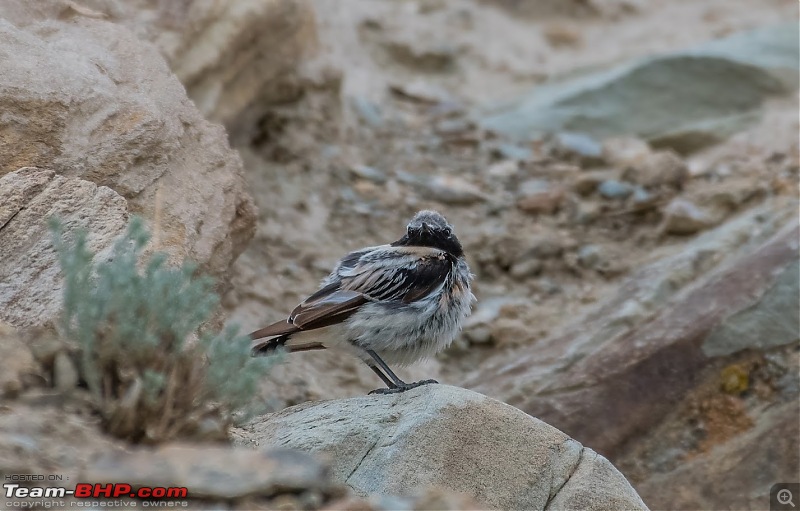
368 379 439 395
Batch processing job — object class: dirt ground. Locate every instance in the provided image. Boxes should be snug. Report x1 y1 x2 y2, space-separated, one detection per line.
225 0 798 401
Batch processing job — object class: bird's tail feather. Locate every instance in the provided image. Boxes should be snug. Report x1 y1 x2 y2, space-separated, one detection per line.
251 334 326 357
251 334 289 357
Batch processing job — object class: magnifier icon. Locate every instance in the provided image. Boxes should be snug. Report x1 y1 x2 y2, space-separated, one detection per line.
778 489 796 507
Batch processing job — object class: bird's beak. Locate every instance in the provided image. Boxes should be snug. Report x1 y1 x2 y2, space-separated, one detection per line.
421 222 431 234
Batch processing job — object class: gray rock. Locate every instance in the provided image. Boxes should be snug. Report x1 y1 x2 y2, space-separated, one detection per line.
480 24 799 152
659 198 718 235
234 385 648 511
401 173 486 205
435 118 473 135
574 201 601 225
487 159 520 179
350 164 387 184
351 96 384 128
631 186 655 206
517 179 566 214
383 40 458 73
464 297 527 344
83 445 337 500
469 204 798 461
491 142 533 161
577 245 603 269
389 80 455 104
572 170 615 196
521 233 567 259
702 260 799 357
510 258 544 278
620 150 688 189
598 180 634 199
53 352 79 392
553 132 605 167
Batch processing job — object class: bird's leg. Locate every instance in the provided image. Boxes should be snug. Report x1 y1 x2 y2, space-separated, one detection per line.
365 349 438 395
366 349 405 386
369 364 398 389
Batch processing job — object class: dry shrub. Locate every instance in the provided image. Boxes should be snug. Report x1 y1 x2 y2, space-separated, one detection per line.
51 217 276 443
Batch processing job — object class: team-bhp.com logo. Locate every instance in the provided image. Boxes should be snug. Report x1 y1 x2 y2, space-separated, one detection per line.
4 482 188 507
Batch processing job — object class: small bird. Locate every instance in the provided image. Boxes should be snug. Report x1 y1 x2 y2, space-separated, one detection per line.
249 210 474 394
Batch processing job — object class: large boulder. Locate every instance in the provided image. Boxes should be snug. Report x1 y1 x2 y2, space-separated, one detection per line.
0 167 129 328
467 200 798 456
0 0 318 128
233 385 649 511
480 23 799 153
0 6 256 283
132 0 318 127
463 199 799 509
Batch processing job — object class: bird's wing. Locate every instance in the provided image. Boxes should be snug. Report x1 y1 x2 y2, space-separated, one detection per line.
250 246 451 341
339 245 452 303
249 283 366 340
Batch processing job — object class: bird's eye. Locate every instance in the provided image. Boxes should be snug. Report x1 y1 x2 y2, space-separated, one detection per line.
443 227 452 237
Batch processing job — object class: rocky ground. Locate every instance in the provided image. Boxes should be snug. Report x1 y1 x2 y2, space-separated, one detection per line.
1 0 798 509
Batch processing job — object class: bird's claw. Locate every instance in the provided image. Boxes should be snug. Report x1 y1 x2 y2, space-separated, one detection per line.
368 379 439 395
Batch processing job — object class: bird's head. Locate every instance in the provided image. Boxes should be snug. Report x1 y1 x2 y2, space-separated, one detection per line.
395 210 464 257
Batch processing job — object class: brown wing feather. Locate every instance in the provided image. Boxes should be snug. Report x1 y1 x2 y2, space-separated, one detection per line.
250 246 451 343
249 320 300 340
291 290 367 329
249 288 367 341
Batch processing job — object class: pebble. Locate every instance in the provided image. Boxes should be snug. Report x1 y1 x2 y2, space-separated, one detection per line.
517 179 566 214
542 23 583 48
435 118 473 135
419 174 487 205
598 179 634 199
487 160 519 179
53 351 78 391
270 494 303 511
660 198 717 235
572 170 614 196
532 277 561 295
621 150 688 189
631 186 654 205
602 137 651 168
349 164 387 184
553 132 605 167
464 325 492 345
350 96 383 128
510 258 544 278
573 201 601 225
491 143 532 161
519 233 565 259
389 79 454 104
464 297 525 345
577 245 603 269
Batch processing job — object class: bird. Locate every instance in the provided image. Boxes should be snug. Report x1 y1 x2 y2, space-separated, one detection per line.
249 210 474 394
